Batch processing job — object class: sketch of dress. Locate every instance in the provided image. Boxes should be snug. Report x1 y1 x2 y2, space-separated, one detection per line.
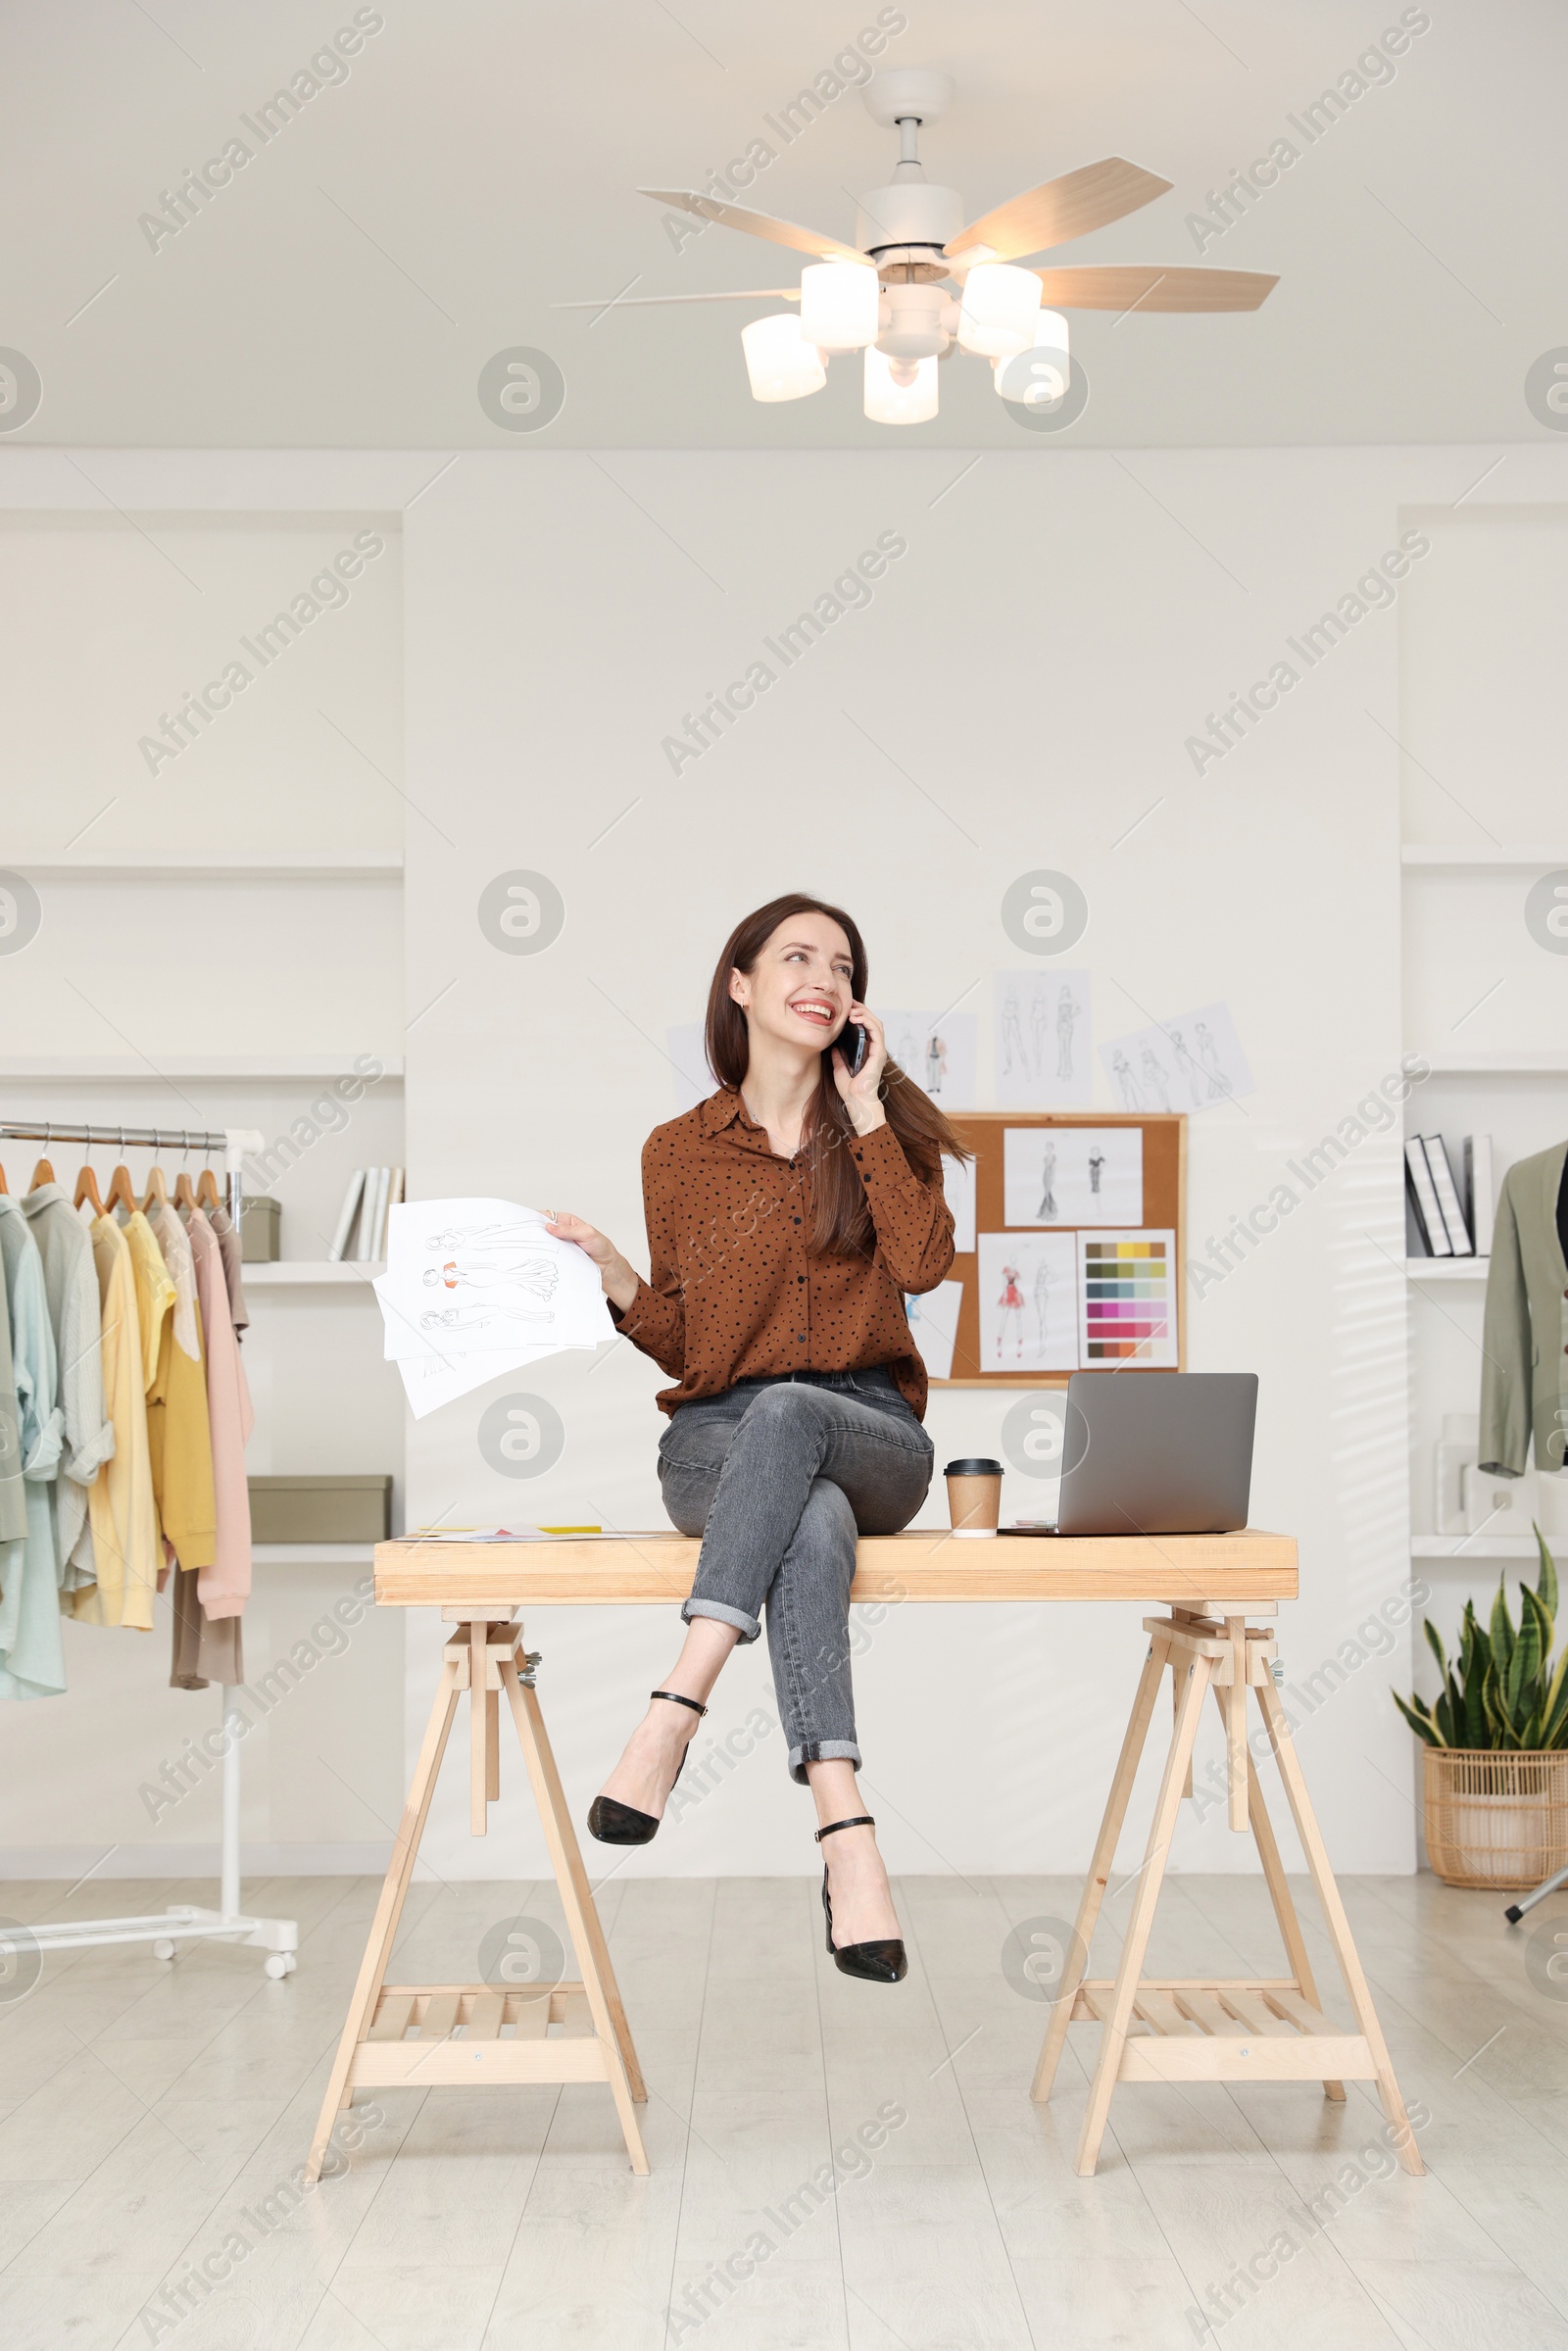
1194 1020 1232 1101
1030 986 1051 1079
997 1263 1025 1362
1088 1146 1105 1195
1056 985 1078 1080
1000 989 1026 1078
1037 1142 1058 1220
897 1027 919 1074
925 1032 947 1095
424 1256 560 1299
1033 1259 1053 1352
424 1221 549 1249
420 1303 553 1333
1110 1051 1143 1109
1140 1047 1172 1112
1164 1029 1202 1107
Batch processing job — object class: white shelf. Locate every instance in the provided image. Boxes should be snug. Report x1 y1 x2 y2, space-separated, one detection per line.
1406 1257 1488 1279
0 1055 405 1082
9 850 403 879
245 1260 385 1285
253 1543 376 1565
1412 1535 1562 1559
1418 1053 1568 1076
1402 846 1568 870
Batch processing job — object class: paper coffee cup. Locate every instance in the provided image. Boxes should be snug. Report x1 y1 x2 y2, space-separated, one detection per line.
946 1457 1003 1539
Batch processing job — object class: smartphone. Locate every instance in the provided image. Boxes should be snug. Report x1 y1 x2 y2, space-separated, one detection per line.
839 1019 868 1077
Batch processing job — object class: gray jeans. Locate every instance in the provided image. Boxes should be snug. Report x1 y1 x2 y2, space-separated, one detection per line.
658 1368 934 1784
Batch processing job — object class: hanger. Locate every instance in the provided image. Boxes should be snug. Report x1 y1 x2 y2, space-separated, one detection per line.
0 1161 8 1196
172 1131 198 1215
142 1158 169 1210
196 1160 222 1211
104 1127 138 1216
74 1126 105 1214
29 1123 55 1190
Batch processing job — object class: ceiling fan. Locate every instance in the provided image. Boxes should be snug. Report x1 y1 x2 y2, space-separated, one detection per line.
561 68 1277 424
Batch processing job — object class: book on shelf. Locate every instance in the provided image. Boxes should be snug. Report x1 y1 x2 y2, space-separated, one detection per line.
1404 1137 1451 1255
357 1166 390 1262
1422 1133 1473 1255
1463 1133 1494 1256
327 1169 366 1262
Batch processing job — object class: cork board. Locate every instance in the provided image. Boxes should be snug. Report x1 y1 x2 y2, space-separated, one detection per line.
922 1111 1187 1389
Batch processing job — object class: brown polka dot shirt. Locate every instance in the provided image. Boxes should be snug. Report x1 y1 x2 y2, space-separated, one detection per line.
612 1088 956 1420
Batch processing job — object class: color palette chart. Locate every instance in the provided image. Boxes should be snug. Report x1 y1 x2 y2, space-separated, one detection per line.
1077 1230 1178 1368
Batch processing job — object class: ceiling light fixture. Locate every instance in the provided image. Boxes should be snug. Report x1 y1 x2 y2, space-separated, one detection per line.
563 67 1280 428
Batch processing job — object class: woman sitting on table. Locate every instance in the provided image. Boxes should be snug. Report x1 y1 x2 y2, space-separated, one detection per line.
548 892 965 1984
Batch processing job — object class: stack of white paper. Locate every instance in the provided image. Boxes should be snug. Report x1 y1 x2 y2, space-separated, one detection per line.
374 1197 613 1418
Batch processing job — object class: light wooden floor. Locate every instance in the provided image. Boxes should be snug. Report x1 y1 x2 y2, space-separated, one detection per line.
2 1868 1567 2349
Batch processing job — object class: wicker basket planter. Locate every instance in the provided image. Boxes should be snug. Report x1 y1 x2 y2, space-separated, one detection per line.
1422 1747 1568 1888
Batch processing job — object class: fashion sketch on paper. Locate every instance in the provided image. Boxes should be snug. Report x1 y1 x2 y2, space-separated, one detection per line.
1110 1050 1143 1109
1037 1141 1058 1221
996 1261 1025 1362
1056 984 1079 1080
1000 988 1026 1079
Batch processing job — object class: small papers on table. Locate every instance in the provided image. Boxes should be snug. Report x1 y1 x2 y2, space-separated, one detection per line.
374 1197 614 1418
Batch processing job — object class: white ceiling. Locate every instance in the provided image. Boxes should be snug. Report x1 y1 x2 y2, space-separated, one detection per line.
4 0 1564 449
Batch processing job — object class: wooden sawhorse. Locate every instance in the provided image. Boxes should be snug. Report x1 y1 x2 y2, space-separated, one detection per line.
305 1612 647 2181
1033 1606 1422 2178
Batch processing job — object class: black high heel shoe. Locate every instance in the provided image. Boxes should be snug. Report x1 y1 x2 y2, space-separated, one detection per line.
586 1690 708 1845
816 1815 908 1984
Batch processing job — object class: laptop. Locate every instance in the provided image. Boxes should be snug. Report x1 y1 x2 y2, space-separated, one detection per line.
1025 1371 1258 1537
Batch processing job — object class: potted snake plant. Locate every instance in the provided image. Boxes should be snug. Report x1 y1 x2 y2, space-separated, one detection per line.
1395 1526 1568 1887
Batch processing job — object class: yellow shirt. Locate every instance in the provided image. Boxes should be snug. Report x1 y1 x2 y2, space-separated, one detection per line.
74 1217 159 1631
124 1208 217 1572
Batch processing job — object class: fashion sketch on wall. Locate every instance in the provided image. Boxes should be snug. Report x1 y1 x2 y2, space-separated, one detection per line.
875 1008 978 1107
1002 1127 1144 1228
977 1232 1078 1372
1099 1001 1253 1114
993 970 1092 1108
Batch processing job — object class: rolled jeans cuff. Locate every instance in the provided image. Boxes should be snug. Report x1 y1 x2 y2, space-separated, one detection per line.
682 1595 760 1643
789 1738 861 1788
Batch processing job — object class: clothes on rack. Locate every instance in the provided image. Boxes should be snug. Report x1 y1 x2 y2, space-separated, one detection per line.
20 1184 115 1593
74 1212 159 1632
207 1202 250 1341
1479 1140 1568 1478
0 1196 65 1699
141 1201 218 1575
186 1204 251 1613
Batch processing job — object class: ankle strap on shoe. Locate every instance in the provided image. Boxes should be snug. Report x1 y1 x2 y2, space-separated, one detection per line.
814 1814 875 1842
650 1689 708 1717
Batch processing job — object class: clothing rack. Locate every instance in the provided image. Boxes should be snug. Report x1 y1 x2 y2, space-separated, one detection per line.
0 1116 297 1978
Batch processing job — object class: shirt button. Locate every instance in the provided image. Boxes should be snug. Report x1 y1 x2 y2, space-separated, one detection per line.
798 1274 805 1283
797 1332 806 1342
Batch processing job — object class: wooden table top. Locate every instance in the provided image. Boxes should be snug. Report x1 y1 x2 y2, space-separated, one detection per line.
373 1529 1298 1611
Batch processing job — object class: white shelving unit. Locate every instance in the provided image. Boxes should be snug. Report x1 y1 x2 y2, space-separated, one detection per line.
1401 847 1568 870
1412 1535 1564 1559
9 850 403 880
1405 1258 1489 1281
245 1260 386 1286
0 1056 405 1082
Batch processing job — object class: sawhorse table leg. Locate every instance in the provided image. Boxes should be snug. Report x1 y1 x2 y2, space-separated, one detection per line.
1033 1608 1421 2180
306 1614 648 2182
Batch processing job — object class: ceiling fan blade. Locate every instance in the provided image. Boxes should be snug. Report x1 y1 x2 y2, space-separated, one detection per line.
947 159 1172 266
554 289 800 308
1032 264 1279 312
639 189 869 267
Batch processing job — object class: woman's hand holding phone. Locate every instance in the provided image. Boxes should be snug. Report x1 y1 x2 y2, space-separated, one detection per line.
832 1004 888 1138
544 1210 639 1312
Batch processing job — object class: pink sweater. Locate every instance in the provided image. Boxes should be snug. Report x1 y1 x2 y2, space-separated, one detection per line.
185 1207 253 1618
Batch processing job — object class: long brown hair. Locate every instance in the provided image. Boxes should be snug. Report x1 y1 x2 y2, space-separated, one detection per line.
704 892 972 1256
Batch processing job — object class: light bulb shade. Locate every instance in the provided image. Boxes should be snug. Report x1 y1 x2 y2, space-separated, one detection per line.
799 260 879 353
741 314 827 403
957 261 1043 358
994 310 1071 409
863 344 938 425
